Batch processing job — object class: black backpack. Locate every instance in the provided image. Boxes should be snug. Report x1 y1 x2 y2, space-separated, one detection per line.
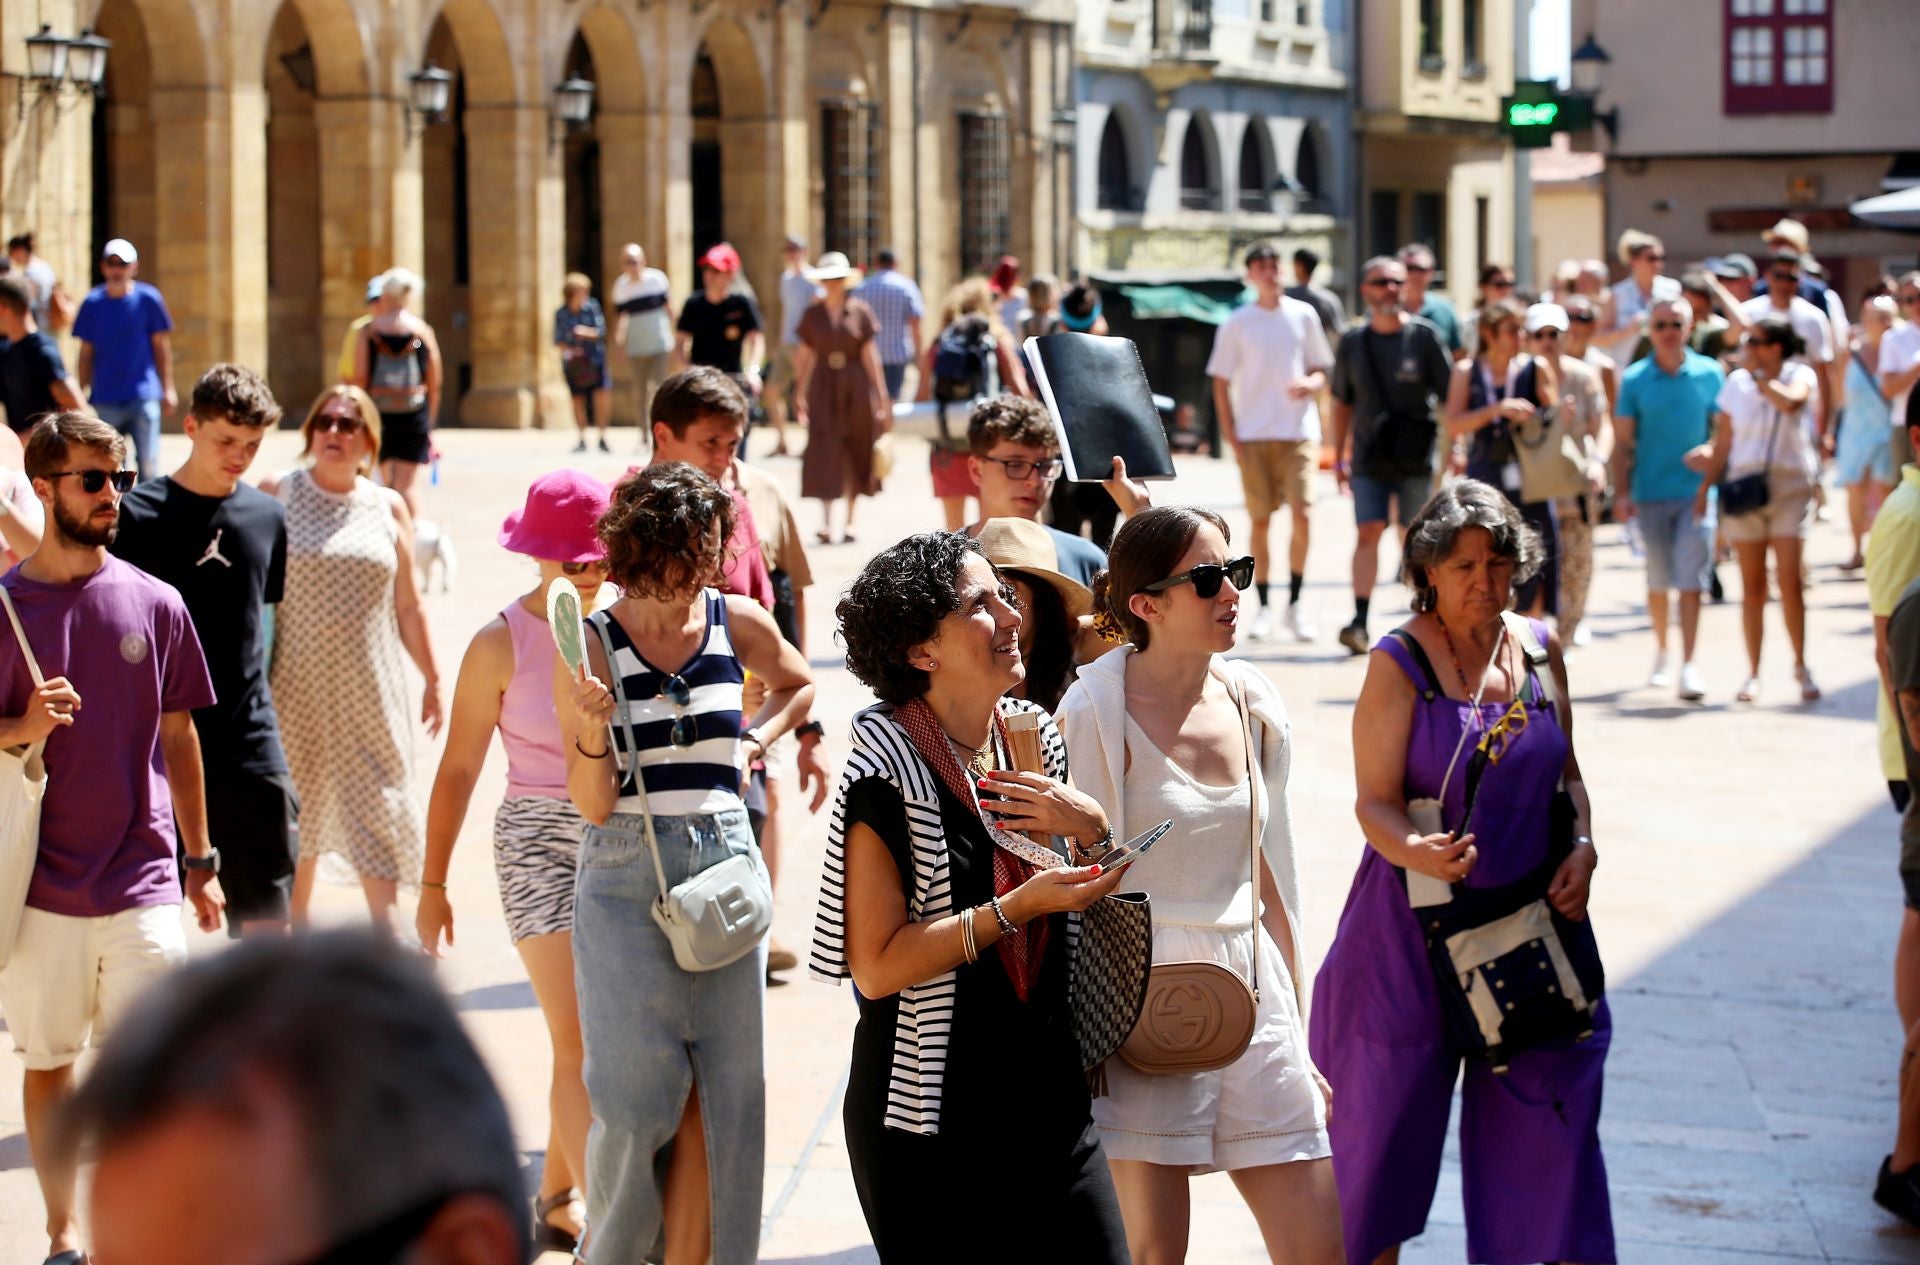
931 316 996 403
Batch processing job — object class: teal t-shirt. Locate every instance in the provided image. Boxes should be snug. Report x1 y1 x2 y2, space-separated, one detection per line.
1418 294 1463 352
1616 350 1726 503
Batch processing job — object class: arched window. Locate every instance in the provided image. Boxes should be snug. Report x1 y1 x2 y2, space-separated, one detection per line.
1296 125 1326 209
1179 113 1218 211
1096 111 1136 211
1237 119 1273 212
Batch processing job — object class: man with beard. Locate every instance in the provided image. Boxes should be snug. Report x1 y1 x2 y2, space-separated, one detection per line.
0 411 221 1265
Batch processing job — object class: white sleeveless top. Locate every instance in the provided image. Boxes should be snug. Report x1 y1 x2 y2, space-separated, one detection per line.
1117 714 1266 929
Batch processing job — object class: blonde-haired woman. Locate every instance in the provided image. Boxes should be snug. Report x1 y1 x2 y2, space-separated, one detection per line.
263 385 442 931
352 267 443 515
916 276 1032 529
555 271 612 455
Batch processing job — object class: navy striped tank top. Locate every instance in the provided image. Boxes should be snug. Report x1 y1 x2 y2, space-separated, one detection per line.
591 590 746 816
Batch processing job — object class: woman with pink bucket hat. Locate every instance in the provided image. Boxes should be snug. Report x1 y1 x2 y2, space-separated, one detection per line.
417 468 612 1253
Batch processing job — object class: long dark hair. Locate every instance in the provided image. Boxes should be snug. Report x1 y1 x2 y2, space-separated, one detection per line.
1005 570 1072 710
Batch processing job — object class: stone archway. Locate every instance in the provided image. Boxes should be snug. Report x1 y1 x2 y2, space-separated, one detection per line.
263 2 324 414
689 17 775 299
93 0 158 281
418 0 526 427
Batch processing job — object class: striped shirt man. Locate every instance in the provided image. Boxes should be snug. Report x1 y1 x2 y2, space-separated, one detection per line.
851 265 926 368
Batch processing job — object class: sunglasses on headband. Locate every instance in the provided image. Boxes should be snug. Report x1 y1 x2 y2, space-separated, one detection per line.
45 469 136 495
1143 556 1255 600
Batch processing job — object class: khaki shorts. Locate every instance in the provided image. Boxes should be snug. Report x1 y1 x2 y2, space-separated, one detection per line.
0 903 187 1069
763 344 799 395
1237 439 1318 518
1719 470 1815 544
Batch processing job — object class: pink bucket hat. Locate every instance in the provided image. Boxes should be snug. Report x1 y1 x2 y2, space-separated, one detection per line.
498 469 610 563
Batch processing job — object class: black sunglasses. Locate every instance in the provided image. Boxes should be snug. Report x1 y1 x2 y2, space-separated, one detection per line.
655 673 697 749
313 413 365 435
561 559 607 576
1568 312 1596 324
1649 320 1686 332
1144 556 1255 599
46 469 136 494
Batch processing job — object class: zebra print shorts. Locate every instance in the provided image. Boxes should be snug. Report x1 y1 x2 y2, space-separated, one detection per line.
492 796 586 943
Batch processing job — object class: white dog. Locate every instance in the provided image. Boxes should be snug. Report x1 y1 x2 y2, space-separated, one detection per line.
413 518 458 593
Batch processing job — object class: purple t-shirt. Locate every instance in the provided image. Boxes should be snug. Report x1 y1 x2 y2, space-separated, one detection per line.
0 556 214 916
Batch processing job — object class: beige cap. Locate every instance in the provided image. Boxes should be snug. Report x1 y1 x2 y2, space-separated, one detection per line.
974 517 1093 620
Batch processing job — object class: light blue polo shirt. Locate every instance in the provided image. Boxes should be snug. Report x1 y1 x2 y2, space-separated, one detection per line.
1616 349 1725 503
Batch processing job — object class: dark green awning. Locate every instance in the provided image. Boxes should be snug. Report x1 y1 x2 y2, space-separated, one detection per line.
1117 283 1253 326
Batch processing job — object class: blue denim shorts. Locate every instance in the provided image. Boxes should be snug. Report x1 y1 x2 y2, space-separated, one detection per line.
1637 497 1714 593
1351 471 1435 526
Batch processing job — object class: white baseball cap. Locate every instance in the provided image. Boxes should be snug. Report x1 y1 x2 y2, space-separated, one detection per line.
1524 302 1570 334
102 238 138 263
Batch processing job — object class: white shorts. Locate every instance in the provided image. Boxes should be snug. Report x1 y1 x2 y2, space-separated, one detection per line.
1094 921 1332 1174
0 904 187 1070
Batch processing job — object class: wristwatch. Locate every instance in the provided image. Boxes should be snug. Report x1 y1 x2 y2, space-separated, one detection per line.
794 720 826 743
182 849 221 875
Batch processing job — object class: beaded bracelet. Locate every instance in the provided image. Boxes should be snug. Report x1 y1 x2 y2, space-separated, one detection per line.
990 895 1017 938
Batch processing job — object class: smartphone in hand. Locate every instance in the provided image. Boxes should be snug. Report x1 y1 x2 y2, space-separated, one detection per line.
1096 819 1174 872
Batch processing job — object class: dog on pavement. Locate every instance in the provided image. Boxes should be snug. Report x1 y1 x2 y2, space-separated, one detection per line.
413 518 458 593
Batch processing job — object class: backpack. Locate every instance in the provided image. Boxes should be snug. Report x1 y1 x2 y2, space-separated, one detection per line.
367 331 428 414
931 316 996 404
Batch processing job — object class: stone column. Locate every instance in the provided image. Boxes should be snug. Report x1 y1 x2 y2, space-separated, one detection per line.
458 103 545 429
141 83 256 414
596 107 649 425
0 0 95 306
314 96 410 368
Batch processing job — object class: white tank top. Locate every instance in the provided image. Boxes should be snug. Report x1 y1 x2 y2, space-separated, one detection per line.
1117 714 1265 929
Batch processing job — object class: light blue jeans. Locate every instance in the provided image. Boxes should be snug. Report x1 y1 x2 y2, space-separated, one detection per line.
92 398 162 482
573 807 765 1265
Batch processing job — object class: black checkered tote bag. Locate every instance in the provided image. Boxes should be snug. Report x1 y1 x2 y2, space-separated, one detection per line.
1070 891 1154 1073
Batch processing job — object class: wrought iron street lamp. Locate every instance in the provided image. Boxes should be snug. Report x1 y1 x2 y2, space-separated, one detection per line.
67 29 111 92
406 61 454 140
550 75 595 149
1569 34 1619 141
25 25 70 88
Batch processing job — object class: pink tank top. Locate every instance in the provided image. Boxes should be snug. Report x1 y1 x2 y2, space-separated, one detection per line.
500 602 569 799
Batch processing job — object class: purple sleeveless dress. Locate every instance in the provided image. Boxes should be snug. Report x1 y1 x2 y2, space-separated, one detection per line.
1308 621 1614 1265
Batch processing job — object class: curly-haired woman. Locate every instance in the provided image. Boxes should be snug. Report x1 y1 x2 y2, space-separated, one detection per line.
555 461 814 1265
812 531 1129 1263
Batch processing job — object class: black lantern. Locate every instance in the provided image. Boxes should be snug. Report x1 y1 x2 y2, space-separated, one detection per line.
553 76 595 128
67 29 110 90
25 25 69 87
409 61 455 126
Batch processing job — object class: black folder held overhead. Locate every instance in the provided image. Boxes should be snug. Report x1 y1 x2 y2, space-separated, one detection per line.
1023 332 1177 483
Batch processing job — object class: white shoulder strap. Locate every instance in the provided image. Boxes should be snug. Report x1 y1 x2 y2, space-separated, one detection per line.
0 586 45 688
588 614 671 900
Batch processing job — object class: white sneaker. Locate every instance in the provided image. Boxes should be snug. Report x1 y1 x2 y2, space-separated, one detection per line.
1283 603 1316 642
1570 623 1593 648
1678 662 1706 701
1248 607 1274 641
1649 650 1673 689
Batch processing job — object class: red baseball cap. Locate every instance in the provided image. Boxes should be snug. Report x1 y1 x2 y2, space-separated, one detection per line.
699 242 742 273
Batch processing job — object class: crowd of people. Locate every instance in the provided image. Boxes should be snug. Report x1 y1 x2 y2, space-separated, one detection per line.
0 211 1911 1265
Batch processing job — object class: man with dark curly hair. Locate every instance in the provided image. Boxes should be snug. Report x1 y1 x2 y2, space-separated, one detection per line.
961 396 1146 586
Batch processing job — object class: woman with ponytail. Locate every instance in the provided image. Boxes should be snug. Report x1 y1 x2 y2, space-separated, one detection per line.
1056 506 1341 1264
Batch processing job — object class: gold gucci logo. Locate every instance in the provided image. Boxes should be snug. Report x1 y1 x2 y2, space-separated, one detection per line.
1142 981 1224 1051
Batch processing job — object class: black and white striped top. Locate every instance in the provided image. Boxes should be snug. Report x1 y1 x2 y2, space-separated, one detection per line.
591 592 745 817
811 696 1069 1135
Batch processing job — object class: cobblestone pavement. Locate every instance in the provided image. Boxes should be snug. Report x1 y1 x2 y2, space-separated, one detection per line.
0 423 1914 1263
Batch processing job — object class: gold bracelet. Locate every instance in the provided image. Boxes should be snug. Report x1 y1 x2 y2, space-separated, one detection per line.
421 880 447 890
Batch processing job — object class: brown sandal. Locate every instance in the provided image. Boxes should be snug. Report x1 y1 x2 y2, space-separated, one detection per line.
532 1189 583 1253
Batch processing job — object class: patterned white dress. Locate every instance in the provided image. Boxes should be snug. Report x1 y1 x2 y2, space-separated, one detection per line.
272 469 422 883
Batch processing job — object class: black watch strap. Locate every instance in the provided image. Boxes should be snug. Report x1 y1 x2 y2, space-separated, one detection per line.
182 848 220 874
795 720 826 740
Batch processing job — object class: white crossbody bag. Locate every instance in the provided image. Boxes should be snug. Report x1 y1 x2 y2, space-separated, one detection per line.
590 615 771 973
0 587 47 969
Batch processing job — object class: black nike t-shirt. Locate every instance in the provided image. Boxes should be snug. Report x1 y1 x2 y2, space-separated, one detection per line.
110 478 288 775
